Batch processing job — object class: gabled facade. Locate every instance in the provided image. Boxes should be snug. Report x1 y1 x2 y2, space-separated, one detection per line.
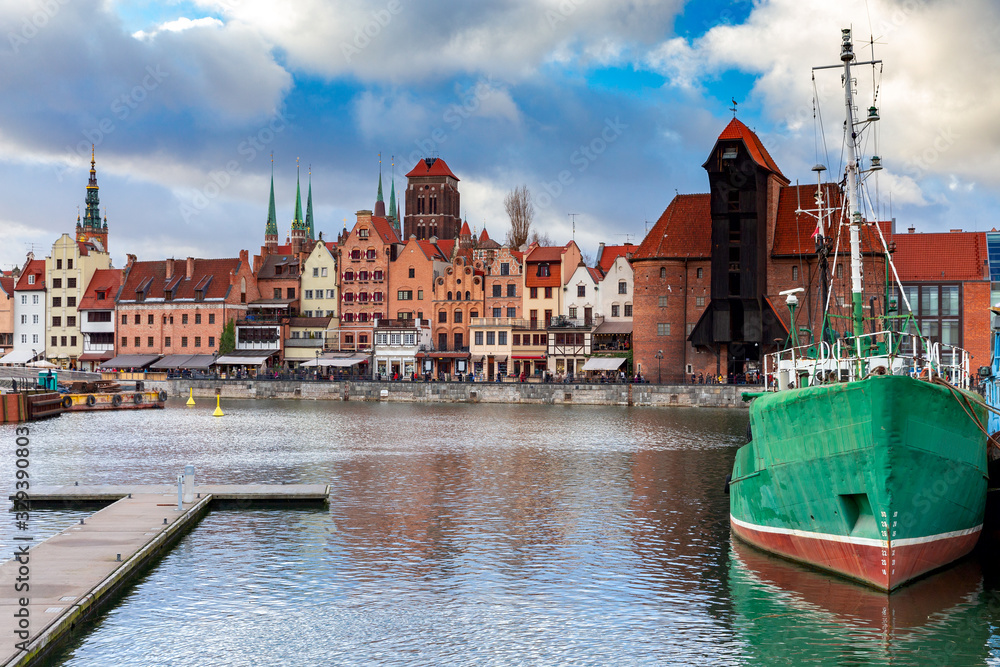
388 237 448 323
523 241 581 329
564 264 602 324
337 210 399 351
473 230 523 321
45 233 111 368
373 318 432 379
429 255 484 376
78 268 121 371
13 258 46 360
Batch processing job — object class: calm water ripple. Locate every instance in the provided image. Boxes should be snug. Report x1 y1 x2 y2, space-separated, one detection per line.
0 400 996 665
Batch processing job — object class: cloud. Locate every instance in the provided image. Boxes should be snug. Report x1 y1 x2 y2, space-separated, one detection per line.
132 16 224 40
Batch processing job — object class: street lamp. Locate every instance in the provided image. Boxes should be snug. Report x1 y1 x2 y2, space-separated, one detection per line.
315 349 320 380
655 349 663 385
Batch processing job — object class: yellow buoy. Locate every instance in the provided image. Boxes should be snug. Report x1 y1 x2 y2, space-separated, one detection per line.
186 388 196 406
213 394 224 417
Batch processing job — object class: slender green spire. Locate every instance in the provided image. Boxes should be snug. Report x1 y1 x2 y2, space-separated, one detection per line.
306 168 315 240
388 158 398 231
376 171 384 204
292 160 304 231
266 154 277 236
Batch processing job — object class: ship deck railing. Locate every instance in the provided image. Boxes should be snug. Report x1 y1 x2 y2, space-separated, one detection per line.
763 330 970 391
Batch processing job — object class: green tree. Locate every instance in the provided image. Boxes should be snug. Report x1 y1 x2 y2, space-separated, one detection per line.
219 318 236 354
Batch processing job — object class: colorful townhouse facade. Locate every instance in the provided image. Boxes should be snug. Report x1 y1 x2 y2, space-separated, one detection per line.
45 233 111 368
78 268 121 371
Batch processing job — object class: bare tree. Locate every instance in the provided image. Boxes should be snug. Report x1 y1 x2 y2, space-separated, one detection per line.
504 185 534 248
526 229 552 247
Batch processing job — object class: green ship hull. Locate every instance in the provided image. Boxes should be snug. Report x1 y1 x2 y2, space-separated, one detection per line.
730 374 987 590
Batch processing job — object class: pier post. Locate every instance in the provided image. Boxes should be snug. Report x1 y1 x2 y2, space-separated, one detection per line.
183 465 195 503
177 475 184 510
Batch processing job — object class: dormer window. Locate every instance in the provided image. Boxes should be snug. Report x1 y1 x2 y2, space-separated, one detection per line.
358 228 369 239
536 263 551 277
27 274 34 285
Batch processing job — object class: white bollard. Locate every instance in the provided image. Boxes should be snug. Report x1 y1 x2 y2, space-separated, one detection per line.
177 474 184 510
183 465 195 503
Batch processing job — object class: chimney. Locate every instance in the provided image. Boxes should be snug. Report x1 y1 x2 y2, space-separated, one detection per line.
165 258 175 281
950 229 963 233
186 257 194 279
908 225 916 234
596 242 605 267
239 249 248 265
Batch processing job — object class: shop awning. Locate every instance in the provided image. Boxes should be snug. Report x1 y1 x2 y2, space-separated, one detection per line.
491 355 508 362
78 351 114 362
582 357 626 371
150 354 217 370
100 354 161 370
215 350 278 365
471 355 485 363
0 349 34 365
511 355 546 360
592 321 633 335
302 355 367 367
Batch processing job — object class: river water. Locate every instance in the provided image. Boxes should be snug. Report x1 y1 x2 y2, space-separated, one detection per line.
2 400 999 666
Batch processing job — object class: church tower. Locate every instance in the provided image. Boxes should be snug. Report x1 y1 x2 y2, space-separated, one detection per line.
403 157 461 241
76 146 109 251
290 163 306 255
305 168 315 241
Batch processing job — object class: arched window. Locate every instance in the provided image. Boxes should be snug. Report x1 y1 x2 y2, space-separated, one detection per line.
372 291 383 303
351 249 361 260
465 291 470 300
344 270 354 281
373 270 384 280
660 267 666 279
343 292 354 303
454 310 463 324
447 291 453 300
358 270 368 281
343 312 354 322
358 312 369 322
366 248 377 259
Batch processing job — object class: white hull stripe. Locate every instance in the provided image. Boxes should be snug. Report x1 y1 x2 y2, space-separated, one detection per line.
731 514 982 549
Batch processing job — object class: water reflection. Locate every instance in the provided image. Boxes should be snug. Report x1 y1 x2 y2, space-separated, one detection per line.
1 402 996 665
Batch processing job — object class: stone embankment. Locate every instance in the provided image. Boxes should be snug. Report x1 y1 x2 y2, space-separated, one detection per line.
152 379 751 408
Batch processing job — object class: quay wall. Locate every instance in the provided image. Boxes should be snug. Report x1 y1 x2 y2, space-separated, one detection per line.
152 379 750 408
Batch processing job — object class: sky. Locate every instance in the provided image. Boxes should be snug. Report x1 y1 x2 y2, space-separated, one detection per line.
0 0 998 271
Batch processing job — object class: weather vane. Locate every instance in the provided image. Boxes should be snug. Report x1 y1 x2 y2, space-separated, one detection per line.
730 98 738 117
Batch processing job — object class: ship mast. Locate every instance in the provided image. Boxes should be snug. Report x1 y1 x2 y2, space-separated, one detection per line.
814 28 881 345
840 29 865 339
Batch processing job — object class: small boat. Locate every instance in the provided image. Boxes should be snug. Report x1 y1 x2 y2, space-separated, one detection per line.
729 28 990 591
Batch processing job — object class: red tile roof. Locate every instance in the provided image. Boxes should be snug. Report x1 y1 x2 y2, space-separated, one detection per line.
119 258 242 302
714 118 786 181
0 276 14 297
893 231 988 282
632 194 712 261
525 245 568 263
436 239 456 259
14 259 45 291
370 216 400 244
416 240 448 261
772 184 891 256
78 269 123 310
479 228 491 243
405 157 459 180
596 244 638 272
586 267 604 282
460 220 471 236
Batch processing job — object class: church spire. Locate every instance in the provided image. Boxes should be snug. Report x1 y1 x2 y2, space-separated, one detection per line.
82 145 101 230
266 154 278 236
388 156 399 233
292 159 304 231
374 153 386 218
305 166 315 240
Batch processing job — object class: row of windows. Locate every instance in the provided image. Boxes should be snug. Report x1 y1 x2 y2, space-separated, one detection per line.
474 330 508 346
310 267 329 277
566 305 632 318
19 315 39 325
343 270 384 281
50 335 77 347
50 278 77 289
375 332 418 346
54 259 74 270
341 312 383 323
659 267 705 279
528 287 553 299
273 288 295 299
573 281 628 297
19 334 38 344
397 290 423 301
303 289 337 299
302 310 336 318
51 316 77 327
343 292 384 303
51 297 76 307
121 313 216 325
348 249 379 260
121 335 215 348
19 295 39 305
